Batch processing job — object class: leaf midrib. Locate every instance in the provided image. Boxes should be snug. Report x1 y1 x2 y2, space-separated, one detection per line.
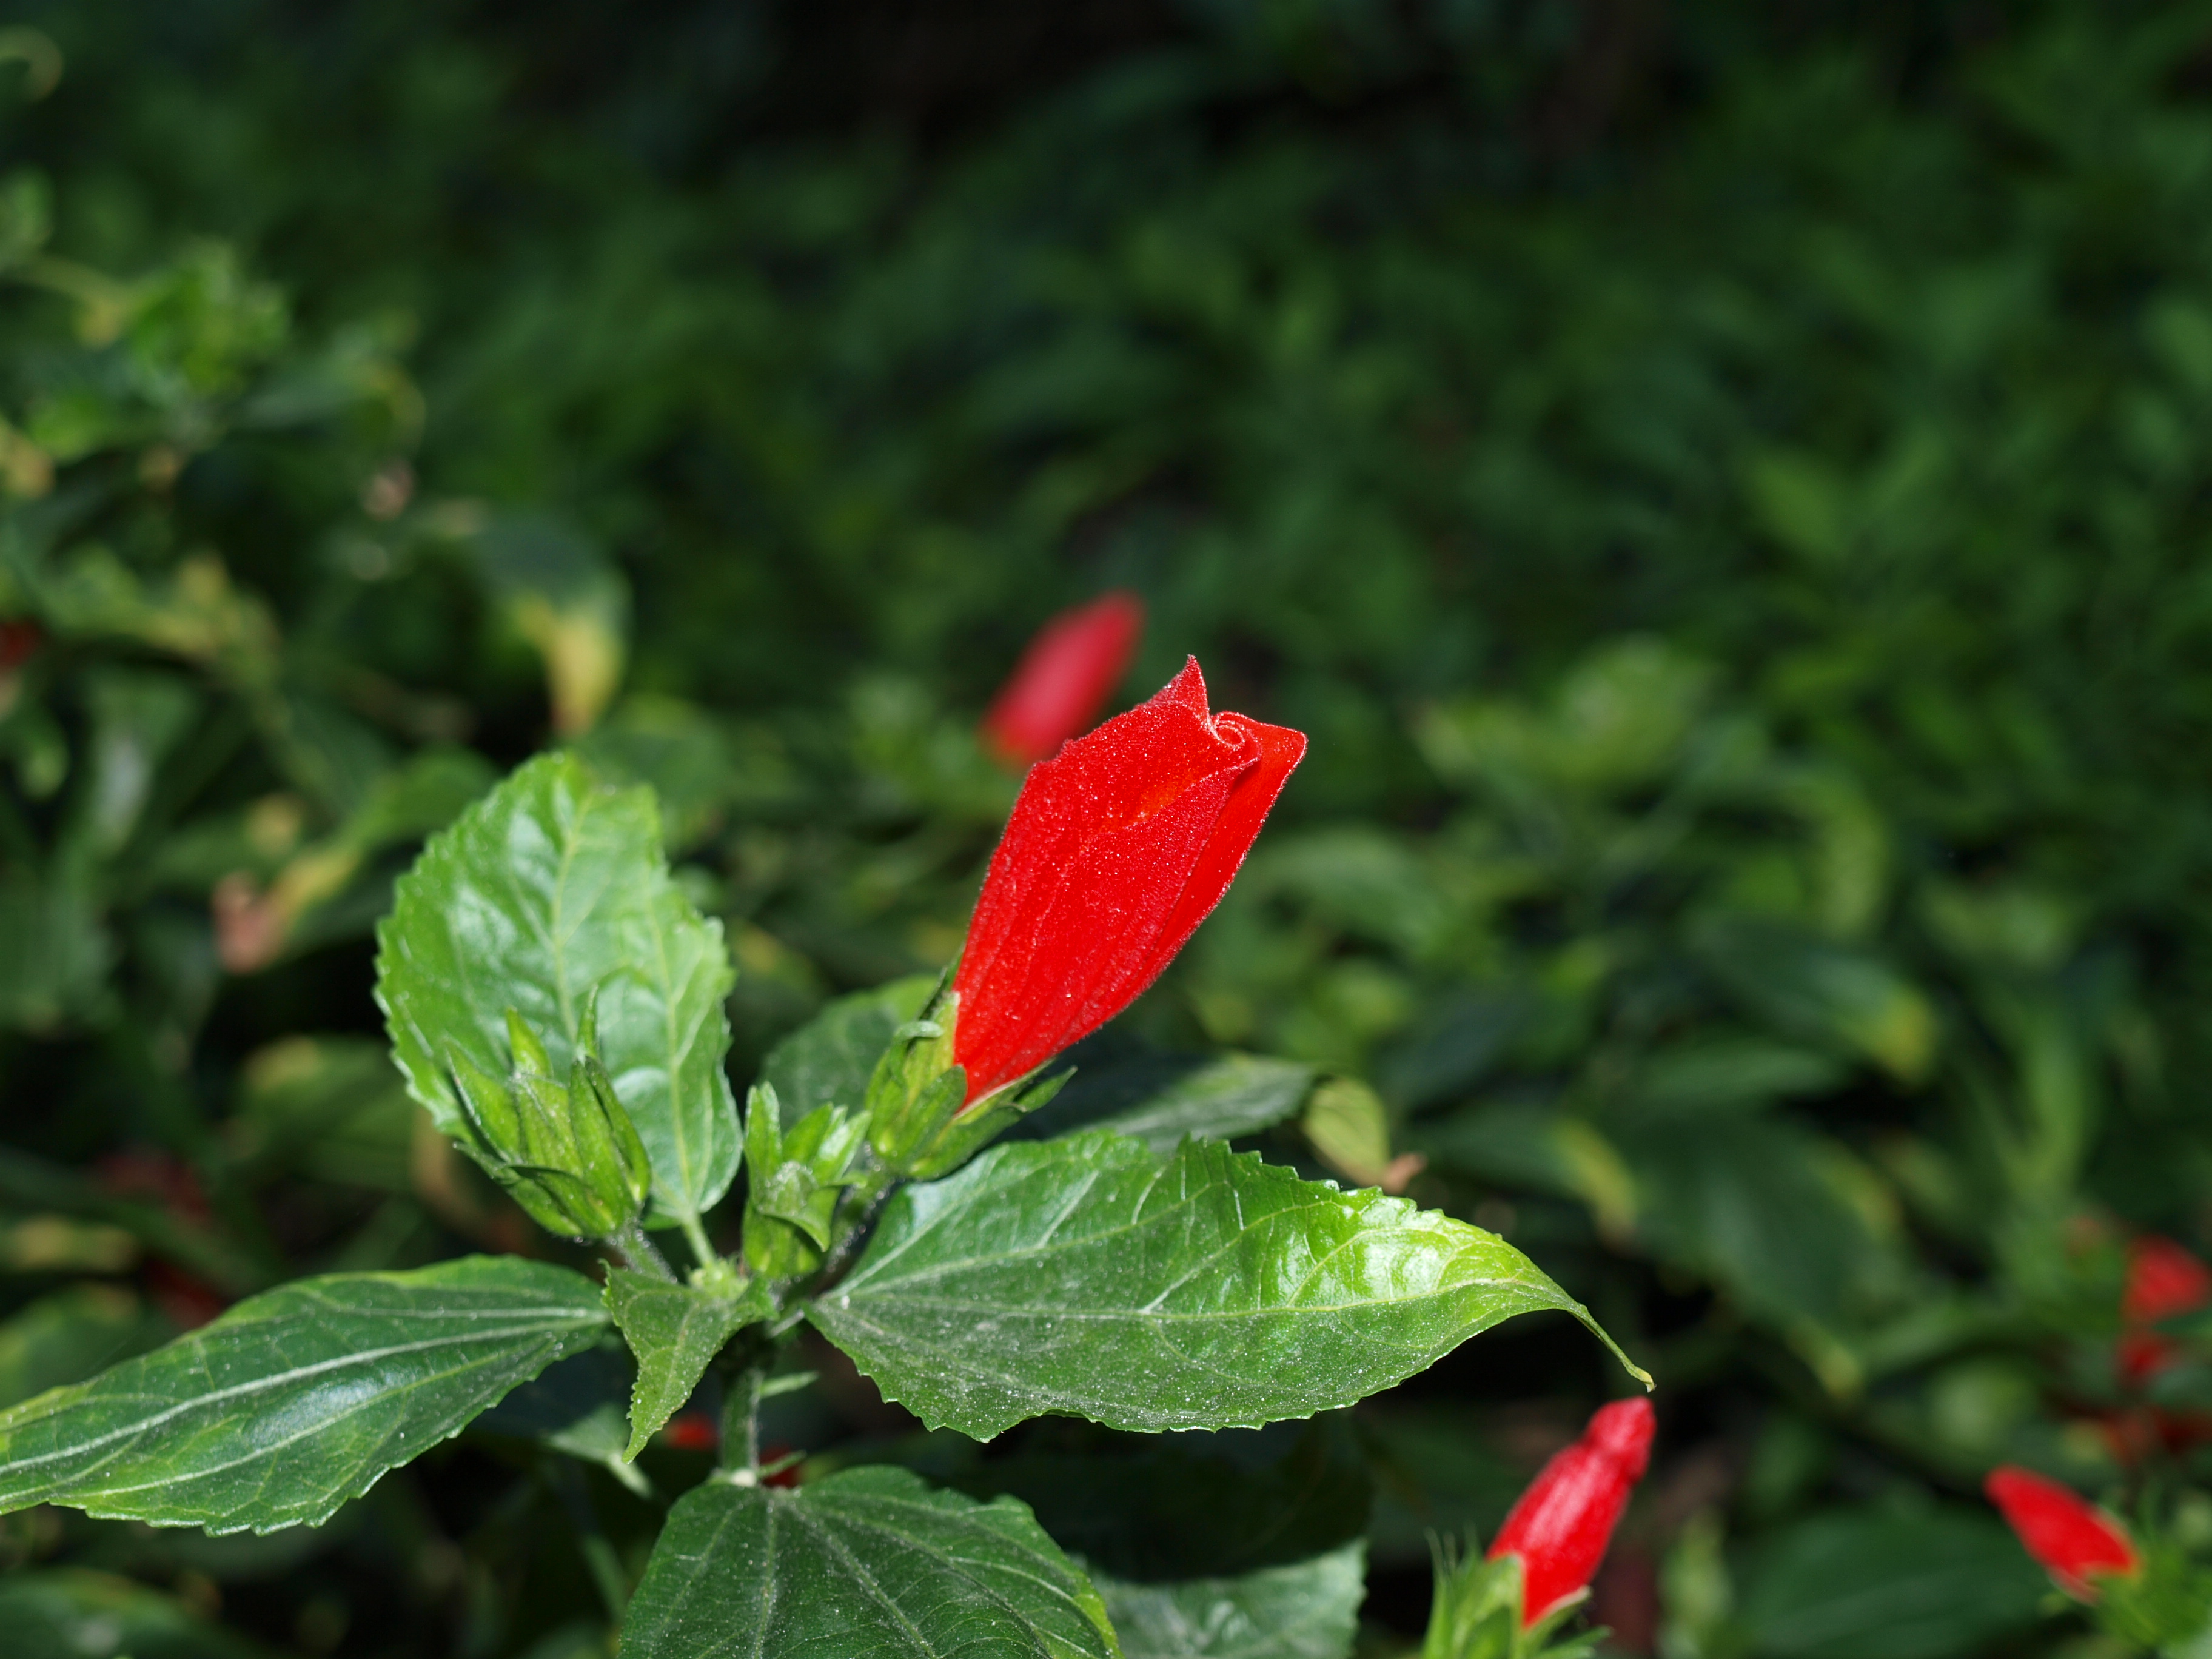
0 1309 600 1474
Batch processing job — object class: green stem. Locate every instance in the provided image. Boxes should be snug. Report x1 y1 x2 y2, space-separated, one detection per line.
677 1210 717 1276
719 1362 764 1479
610 1218 675 1282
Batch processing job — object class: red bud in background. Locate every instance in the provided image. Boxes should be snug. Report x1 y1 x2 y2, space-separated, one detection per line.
1985 1466 2139 1599
2118 1235 2212 1384
953 658 1303 1104
979 592 1144 768
0 618 39 673
1487 1396 1655 1627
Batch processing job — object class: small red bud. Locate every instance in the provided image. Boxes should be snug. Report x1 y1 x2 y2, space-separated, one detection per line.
0 618 39 673
2118 1235 2211 1384
1487 1396 1655 1627
1985 1466 2139 1600
979 592 1145 768
658 1413 719 1453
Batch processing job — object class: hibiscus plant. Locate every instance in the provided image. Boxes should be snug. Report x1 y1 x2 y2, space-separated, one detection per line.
0 658 1651 1658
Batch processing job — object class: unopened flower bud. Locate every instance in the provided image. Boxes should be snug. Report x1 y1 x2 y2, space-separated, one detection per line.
446 991 651 1239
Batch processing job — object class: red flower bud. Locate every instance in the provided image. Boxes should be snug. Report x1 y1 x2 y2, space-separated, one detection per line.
1985 1466 2139 1599
979 592 1145 768
952 658 1303 1103
2118 1235 2212 1384
658 1412 719 1453
1487 1396 1655 1627
0 618 39 673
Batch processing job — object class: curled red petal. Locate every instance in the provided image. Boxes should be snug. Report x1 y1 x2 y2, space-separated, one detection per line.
953 658 1302 1102
979 592 1146 768
1985 1465 2139 1600
1487 1396 1655 1627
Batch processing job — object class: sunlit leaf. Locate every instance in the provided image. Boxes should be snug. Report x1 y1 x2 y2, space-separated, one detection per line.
0 1255 607 1533
376 751 741 1224
810 1131 1643 1439
620 1464 1118 1659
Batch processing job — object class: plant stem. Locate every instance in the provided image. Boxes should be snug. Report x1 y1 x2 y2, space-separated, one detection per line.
608 1218 675 1281
677 1210 717 1276
719 1362 764 1479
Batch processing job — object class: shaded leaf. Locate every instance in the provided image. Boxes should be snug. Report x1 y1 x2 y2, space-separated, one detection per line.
1691 916 1937 1084
472 1342 637 1469
0 1255 607 1532
1735 1505 2045 1659
0 1567 263 1659
603 1267 765 1459
1019 1052 1316 1153
0 1285 167 1410
1093 1542 1365 1659
376 751 741 1224
619 1463 1118 1659
761 974 934 1129
810 1131 1643 1439
951 1417 1369 1580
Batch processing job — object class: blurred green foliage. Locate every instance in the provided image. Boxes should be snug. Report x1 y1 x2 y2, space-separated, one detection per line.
6 0 2212 1654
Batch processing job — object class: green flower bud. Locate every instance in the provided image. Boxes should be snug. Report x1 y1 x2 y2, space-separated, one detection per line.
863 984 1068 1179
442 993 652 1241
742 1082 872 1281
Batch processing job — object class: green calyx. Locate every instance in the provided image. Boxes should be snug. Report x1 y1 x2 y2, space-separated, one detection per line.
862 983 1070 1180
2092 1538 2212 1652
742 1081 874 1281
446 989 654 1241
1423 1543 1601 1659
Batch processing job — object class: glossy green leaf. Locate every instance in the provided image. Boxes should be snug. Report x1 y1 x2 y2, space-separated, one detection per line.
0 1255 607 1533
762 973 934 1128
809 1131 1644 1438
1018 1053 1317 1153
375 751 742 1224
619 1463 1119 1659
1093 1543 1364 1659
603 1267 765 1459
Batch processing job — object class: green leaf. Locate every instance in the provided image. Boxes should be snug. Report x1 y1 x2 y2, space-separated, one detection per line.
471 1341 657 1497
1018 1053 1317 1153
0 1285 167 1410
619 1463 1119 1659
1690 916 1937 1084
762 973 935 1128
0 1567 263 1659
0 1255 607 1533
1093 1542 1365 1659
603 1267 765 1459
809 1131 1644 1439
376 751 742 1225
0 870 111 1033
1734 1505 2046 1659
950 1418 1368 1581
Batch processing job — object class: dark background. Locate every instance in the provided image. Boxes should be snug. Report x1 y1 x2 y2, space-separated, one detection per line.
2 2 2210 1655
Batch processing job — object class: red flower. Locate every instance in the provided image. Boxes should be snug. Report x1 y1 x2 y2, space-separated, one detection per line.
2118 1235 2212 1383
1487 1397 1655 1627
979 592 1145 768
952 658 1303 1104
1985 1466 2139 1600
